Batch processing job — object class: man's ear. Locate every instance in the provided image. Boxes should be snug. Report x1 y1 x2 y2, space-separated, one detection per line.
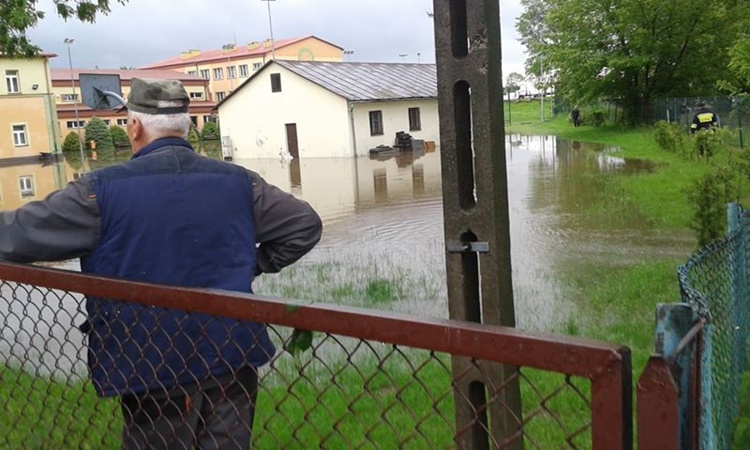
130 118 143 141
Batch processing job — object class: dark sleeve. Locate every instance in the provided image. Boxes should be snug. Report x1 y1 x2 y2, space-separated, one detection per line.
247 169 322 275
0 177 100 263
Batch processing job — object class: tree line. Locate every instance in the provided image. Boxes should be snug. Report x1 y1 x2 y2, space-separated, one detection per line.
516 0 750 124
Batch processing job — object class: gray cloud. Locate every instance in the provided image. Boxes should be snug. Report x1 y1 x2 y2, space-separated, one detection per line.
29 0 527 76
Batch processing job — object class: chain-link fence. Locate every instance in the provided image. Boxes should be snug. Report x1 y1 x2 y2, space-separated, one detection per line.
638 203 750 449
0 262 632 449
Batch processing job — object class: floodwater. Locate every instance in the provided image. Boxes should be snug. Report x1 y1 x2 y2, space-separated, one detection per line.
0 135 695 375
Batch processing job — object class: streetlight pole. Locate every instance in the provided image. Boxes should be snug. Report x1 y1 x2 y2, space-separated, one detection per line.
261 0 276 60
222 44 234 91
64 38 86 171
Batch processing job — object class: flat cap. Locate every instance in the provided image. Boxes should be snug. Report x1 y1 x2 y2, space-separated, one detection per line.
125 78 190 114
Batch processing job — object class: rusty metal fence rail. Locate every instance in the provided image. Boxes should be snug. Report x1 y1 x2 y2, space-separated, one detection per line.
0 262 632 449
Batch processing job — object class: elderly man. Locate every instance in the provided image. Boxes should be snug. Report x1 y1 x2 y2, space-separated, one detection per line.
0 78 322 449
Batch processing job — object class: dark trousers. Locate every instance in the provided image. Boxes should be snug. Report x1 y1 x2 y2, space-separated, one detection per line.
120 367 259 450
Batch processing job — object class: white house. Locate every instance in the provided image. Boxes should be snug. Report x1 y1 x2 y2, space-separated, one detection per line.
216 60 439 158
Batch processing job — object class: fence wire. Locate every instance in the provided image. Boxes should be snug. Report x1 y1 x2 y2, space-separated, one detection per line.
0 272 627 449
677 206 750 450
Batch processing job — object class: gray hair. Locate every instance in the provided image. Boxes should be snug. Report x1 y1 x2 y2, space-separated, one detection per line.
128 100 192 139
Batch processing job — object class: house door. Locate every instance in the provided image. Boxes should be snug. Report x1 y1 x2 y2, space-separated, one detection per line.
285 123 299 159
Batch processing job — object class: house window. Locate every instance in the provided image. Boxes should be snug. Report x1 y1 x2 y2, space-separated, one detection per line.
19 176 34 198
227 66 236 79
213 68 224 80
190 116 198 126
61 93 79 102
239 64 249 77
270 73 282 93
67 120 85 129
12 124 28 146
216 92 226 102
199 69 210 79
6 70 20 94
253 62 263 71
408 107 421 131
203 115 216 123
190 91 204 100
102 119 110 126
116 118 127 126
369 111 384 136
187 70 197 76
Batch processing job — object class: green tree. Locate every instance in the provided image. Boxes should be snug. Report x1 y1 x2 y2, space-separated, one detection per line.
61 131 82 154
719 36 750 94
84 117 114 158
517 0 750 123
202 121 220 140
1 1 128 56
504 72 525 97
109 124 129 147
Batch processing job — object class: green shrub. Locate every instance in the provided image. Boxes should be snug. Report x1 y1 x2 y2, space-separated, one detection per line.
686 163 739 247
692 128 732 160
653 120 686 154
62 131 82 154
109 125 129 148
584 108 608 127
84 117 115 158
187 127 201 146
202 121 220 140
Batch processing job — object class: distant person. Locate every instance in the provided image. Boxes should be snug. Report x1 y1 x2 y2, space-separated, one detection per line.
690 101 719 134
570 106 582 127
0 78 323 449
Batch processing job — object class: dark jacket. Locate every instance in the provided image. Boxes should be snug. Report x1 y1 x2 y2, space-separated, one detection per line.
691 107 719 133
0 138 322 396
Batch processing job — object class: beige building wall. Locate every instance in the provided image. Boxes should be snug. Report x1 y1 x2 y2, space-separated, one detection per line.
175 38 343 101
55 83 213 138
0 161 72 210
219 64 353 159
351 99 440 156
0 56 60 158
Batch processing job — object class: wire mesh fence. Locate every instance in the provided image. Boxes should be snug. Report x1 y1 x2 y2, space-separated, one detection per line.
676 203 750 450
0 263 631 449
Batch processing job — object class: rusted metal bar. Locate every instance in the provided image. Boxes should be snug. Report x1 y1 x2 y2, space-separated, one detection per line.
591 348 632 450
433 0 522 447
637 357 680 450
0 262 627 377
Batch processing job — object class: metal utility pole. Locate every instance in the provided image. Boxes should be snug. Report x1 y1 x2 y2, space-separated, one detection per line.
64 38 86 172
261 0 277 60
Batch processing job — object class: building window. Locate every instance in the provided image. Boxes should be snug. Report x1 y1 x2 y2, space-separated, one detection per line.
408 107 421 131
227 66 236 79
187 70 197 76
61 93 79 102
216 92 226 102
67 120 85 129
116 118 127 126
199 69 210 79
270 73 282 93
239 64 249 77
203 115 216 124
253 62 262 71
5 70 20 94
102 119 111 126
369 111 384 136
19 176 34 198
190 116 198 126
190 92 204 100
12 124 28 146
213 68 224 80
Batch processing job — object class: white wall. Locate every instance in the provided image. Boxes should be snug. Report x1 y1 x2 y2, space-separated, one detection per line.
351 99 440 156
218 64 353 159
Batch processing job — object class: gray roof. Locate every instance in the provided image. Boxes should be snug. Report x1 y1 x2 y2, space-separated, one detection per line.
274 61 437 102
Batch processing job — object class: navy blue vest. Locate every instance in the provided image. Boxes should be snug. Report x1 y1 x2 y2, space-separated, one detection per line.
81 139 274 397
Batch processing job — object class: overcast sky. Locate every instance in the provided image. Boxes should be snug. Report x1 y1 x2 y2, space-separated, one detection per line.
29 0 528 77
